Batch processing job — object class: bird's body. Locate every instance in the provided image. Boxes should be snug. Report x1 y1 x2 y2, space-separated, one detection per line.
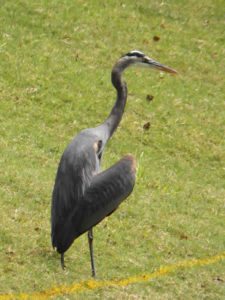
51 50 177 276
51 126 135 253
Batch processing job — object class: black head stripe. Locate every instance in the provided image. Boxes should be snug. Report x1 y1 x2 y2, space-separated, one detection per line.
125 50 145 58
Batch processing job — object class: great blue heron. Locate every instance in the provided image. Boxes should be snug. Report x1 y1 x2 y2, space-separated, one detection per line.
51 50 177 277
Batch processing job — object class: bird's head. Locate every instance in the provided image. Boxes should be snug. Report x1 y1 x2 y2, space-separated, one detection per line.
120 50 178 74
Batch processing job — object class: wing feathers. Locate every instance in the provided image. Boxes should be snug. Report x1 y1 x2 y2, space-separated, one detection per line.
79 154 136 232
55 155 136 253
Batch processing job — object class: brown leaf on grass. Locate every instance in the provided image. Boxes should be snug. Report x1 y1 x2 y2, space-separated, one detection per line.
146 94 154 102
180 233 188 240
214 277 224 283
153 35 160 42
143 122 151 130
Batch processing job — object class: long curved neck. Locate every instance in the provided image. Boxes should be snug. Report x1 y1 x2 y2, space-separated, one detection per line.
103 61 129 137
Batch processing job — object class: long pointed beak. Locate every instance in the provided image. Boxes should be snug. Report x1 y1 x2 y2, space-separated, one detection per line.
145 57 178 74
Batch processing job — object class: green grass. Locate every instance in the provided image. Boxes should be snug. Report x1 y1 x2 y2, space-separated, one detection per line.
0 0 225 298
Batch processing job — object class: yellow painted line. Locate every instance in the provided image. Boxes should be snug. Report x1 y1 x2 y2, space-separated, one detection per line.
1 252 225 299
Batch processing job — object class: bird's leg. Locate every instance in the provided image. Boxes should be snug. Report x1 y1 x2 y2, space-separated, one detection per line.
88 228 96 277
61 253 65 270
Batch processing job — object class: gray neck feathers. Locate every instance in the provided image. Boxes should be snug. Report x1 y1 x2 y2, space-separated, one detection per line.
102 58 133 137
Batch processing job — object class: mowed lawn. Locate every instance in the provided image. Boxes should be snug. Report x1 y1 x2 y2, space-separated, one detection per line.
0 0 224 299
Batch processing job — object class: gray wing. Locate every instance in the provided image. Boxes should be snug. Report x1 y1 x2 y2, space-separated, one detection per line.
54 155 136 254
